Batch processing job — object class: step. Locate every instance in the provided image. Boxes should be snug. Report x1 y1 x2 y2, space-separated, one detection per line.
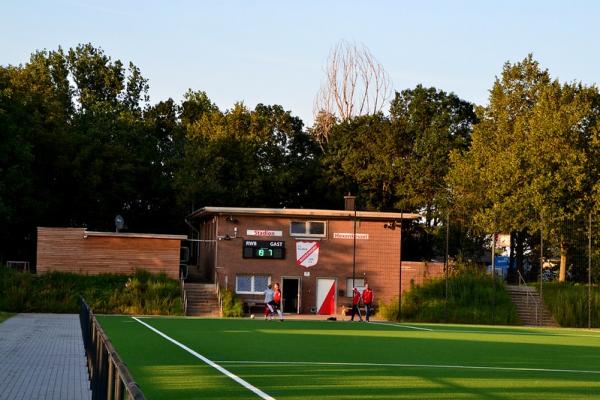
506 285 558 327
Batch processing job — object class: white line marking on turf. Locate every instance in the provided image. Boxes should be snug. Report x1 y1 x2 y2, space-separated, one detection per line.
426 327 600 339
367 321 434 331
132 317 275 400
216 360 600 375
368 322 600 339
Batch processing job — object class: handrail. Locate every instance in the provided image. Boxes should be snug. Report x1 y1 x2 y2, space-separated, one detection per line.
215 270 223 316
517 270 539 325
181 280 188 316
79 297 145 400
180 265 188 315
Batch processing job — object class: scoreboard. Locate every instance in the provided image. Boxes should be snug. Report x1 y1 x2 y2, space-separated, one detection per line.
243 240 285 259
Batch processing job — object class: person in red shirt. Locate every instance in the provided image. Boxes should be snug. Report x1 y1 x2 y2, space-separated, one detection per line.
273 282 284 321
350 287 363 322
362 283 374 322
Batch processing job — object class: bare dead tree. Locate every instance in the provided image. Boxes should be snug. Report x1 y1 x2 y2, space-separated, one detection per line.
313 40 392 143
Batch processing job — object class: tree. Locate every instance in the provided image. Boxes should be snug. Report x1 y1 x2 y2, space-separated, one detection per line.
390 85 476 225
323 114 401 211
448 55 600 281
313 40 392 144
176 102 325 210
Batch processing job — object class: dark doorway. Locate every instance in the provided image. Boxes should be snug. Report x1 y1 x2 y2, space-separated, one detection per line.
282 277 300 313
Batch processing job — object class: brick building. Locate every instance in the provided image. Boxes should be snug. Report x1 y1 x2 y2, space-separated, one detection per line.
188 207 444 315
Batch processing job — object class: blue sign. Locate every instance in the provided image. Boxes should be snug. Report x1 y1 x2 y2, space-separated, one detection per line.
495 256 509 268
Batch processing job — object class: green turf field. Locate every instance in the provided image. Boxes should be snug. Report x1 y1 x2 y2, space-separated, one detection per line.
97 316 600 400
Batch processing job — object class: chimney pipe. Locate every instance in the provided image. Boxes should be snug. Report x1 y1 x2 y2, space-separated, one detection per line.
344 193 356 211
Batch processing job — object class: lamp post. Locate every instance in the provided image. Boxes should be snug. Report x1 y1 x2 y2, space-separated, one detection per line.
345 194 357 288
399 213 403 321
384 215 403 321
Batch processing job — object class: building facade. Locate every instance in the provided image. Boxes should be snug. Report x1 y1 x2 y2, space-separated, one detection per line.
37 227 186 279
188 207 444 315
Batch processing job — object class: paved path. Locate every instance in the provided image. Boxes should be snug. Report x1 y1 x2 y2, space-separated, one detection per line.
0 314 91 400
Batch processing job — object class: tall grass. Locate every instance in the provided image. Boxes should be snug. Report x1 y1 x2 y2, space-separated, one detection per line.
379 266 518 325
0 311 13 323
539 282 600 328
0 267 182 315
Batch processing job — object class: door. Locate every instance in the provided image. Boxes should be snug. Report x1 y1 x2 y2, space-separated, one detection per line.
282 277 300 313
316 278 336 315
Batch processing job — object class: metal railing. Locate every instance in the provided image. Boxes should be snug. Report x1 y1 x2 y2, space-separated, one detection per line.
181 280 188 316
517 270 539 325
79 298 145 400
215 270 223 316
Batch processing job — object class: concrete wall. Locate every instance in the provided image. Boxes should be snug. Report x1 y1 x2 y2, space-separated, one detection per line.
36 227 184 279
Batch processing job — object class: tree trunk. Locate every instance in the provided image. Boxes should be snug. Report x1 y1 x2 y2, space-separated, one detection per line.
559 240 568 282
515 230 525 279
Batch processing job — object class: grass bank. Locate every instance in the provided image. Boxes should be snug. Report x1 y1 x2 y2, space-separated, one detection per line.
379 268 518 325
538 282 600 328
0 311 14 323
0 267 182 315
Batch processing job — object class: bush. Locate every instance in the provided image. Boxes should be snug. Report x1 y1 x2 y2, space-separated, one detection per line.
220 289 244 318
380 263 518 325
538 282 600 327
0 267 182 315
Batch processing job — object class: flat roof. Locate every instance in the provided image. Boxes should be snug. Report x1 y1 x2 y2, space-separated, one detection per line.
188 206 420 221
84 231 187 240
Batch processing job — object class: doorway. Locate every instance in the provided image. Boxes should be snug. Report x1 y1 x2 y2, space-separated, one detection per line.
282 277 300 313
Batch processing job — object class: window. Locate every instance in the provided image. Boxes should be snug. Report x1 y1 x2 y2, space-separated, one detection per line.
345 278 365 297
290 221 326 237
235 275 271 294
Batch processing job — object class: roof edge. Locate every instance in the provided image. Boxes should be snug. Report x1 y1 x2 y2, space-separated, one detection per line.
187 206 421 221
84 231 187 240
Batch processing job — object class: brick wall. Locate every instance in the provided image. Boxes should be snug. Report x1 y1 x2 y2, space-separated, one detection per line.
36 227 183 279
200 215 444 314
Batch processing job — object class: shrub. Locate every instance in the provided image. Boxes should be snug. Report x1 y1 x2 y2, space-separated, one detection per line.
0 266 182 315
220 289 244 317
380 264 518 325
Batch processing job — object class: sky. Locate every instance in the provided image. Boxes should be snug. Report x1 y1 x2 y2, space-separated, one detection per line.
2 0 600 126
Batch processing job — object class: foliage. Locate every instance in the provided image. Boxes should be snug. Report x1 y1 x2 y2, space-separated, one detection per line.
447 55 600 281
323 86 475 216
380 265 517 325
175 102 328 209
219 288 244 318
539 282 600 327
0 267 182 315
0 311 13 323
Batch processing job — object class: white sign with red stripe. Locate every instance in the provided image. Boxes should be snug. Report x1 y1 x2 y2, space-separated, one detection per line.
317 278 336 315
296 241 320 268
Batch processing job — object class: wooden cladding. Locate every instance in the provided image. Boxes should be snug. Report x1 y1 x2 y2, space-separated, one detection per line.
37 227 184 279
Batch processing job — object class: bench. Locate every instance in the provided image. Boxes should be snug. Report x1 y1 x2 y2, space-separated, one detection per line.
341 304 377 318
244 301 267 314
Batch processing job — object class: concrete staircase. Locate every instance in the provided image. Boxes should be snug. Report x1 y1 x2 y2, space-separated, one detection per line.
183 282 220 316
506 285 559 327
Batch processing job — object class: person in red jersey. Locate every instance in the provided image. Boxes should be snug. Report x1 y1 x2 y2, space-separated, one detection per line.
350 287 363 322
273 282 284 321
362 283 374 322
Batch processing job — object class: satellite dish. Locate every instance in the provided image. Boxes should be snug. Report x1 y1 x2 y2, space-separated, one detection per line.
115 215 125 232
